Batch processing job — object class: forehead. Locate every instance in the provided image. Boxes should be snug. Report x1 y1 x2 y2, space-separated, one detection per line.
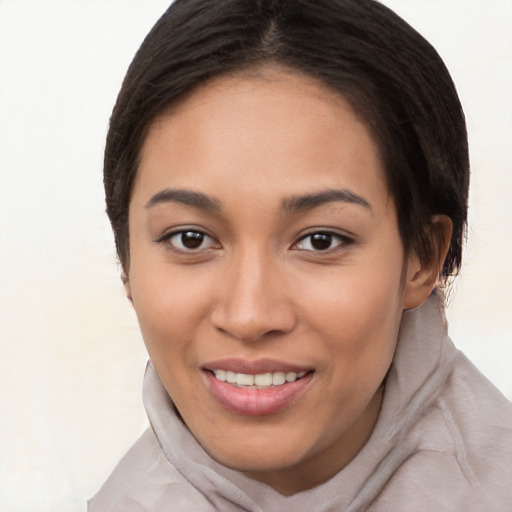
133 69 390 213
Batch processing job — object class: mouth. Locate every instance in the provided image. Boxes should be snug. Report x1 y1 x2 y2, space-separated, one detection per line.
209 369 309 389
202 359 314 416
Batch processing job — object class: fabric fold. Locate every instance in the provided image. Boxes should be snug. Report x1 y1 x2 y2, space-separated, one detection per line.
89 295 512 512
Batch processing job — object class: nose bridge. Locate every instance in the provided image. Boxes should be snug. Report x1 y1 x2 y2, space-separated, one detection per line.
212 244 295 342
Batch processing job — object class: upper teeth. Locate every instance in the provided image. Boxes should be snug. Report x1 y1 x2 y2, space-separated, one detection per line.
212 370 307 388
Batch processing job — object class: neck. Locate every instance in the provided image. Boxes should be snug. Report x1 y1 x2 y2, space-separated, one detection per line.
244 385 384 496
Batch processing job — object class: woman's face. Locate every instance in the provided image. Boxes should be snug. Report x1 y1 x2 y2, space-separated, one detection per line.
127 70 424 494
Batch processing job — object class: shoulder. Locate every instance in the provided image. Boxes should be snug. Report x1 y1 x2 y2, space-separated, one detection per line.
373 353 512 512
439 351 512 475
87 428 215 512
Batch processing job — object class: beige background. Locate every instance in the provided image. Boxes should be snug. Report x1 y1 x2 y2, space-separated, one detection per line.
0 1 511 511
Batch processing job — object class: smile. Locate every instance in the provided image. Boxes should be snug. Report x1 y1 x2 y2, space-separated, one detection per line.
203 360 314 416
212 369 307 388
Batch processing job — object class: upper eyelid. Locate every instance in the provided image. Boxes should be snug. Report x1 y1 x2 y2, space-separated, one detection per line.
292 230 355 251
155 226 213 242
154 226 354 247
295 228 355 241
156 228 221 254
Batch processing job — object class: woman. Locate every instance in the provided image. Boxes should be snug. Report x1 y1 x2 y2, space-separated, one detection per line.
89 0 512 510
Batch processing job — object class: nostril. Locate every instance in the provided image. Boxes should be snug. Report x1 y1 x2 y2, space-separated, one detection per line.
262 329 287 339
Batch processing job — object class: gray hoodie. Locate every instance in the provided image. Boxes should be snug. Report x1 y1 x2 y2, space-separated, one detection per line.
89 296 512 511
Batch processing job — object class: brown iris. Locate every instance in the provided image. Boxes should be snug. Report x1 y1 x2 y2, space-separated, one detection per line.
309 233 333 250
181 231 204 249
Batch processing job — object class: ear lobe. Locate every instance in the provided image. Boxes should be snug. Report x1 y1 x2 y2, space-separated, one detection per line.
121 272 133 303
403 215 453 310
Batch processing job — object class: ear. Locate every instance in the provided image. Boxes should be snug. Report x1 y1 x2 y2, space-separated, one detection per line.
121 272 133 303
403 215 453 310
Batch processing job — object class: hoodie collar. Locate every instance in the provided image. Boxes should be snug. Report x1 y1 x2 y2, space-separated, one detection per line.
143 294 457 512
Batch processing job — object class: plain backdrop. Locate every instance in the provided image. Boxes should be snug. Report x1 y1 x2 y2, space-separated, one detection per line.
0 1 511 511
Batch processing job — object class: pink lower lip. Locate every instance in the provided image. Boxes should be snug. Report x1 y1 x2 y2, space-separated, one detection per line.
204 371 313 416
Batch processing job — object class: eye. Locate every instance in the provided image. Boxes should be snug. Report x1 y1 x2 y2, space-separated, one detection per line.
294 231 352 252
160 229 218 252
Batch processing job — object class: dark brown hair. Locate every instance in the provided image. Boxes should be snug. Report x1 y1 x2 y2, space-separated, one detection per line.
104 0 469 278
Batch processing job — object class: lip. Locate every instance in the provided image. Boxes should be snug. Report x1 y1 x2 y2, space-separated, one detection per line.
202 357 312 374
202 358 314 416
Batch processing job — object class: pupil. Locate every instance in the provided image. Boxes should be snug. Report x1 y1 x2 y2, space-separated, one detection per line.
311 233 332 250
182 231 203 249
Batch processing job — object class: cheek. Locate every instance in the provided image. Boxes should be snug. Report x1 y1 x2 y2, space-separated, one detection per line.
301 257 404 332
297 250 405 379
129 263 215 358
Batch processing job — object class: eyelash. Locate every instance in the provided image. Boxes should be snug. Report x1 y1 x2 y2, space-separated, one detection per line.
156 228 354 254
293 231 354 253
156 228 219 252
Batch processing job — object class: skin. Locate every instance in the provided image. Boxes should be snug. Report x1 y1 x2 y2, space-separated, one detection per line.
126 69 450 495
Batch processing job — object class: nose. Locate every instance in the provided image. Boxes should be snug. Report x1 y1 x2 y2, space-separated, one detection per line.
210 249 297 343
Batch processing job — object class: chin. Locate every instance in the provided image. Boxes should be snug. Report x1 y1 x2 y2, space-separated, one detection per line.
213 448 305 476
197 425 312 472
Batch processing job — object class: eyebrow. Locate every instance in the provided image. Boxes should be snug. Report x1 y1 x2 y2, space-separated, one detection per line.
145 187 370 215
145 188 222 212
281 188 371 213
